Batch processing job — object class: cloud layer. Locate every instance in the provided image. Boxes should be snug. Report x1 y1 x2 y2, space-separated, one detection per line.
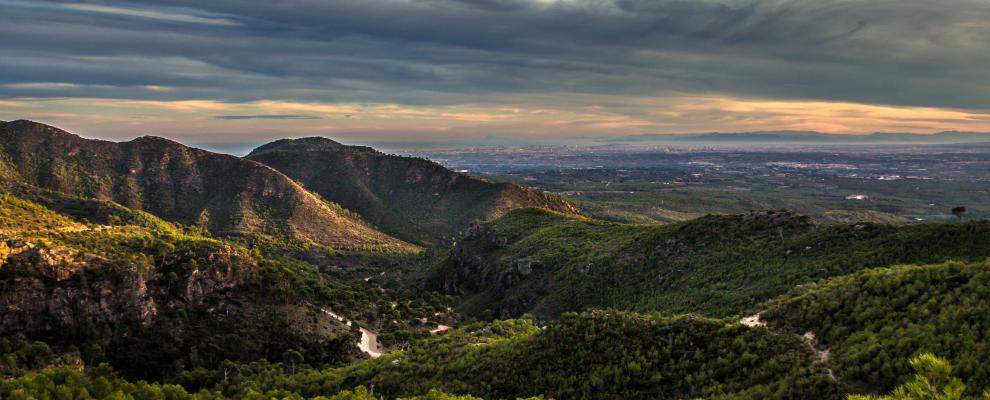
1 0 988 144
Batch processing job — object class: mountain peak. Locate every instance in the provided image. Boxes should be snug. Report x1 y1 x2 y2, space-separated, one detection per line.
128 135 190 149
1 119 79 138
248 137 363 156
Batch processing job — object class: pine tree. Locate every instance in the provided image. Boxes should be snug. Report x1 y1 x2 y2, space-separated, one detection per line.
848 353 965 400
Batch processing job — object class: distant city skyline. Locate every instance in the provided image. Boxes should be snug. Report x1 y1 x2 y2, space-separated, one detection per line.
2 0 989 146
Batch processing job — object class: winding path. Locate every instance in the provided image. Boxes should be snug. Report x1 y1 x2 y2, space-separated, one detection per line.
739 313 836 382
320 308 383 358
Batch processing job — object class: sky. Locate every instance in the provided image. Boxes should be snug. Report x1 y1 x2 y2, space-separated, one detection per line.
1 0 989 150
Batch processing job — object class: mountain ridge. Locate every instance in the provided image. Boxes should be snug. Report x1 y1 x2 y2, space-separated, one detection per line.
246 136 579 245
606 130 990 144
0 120 412 250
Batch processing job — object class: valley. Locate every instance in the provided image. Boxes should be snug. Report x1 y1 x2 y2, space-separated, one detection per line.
2 121 989 399
414 144 990 224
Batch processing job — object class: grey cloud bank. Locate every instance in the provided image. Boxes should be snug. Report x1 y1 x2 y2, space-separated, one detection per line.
0 0 987 109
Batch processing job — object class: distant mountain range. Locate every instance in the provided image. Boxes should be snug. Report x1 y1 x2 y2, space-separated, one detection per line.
604 130 990 144
316 131 990 150
164 131 990 154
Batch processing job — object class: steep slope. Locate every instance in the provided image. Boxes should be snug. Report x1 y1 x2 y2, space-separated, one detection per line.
0 193 84 233
246 137 578 245
760 259 990 396
0 120 410 249
0 179 181 233
435 208 990 319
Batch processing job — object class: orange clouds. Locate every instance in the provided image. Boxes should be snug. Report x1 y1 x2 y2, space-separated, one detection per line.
2 94 989 144
672 96 987 133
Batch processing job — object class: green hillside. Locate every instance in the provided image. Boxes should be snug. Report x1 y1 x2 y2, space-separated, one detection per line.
175 311 838 399
0 121 412 250
246 137 578 245
0 192 84 233
761 259 990 396
3 196 990 399
435 207 990 319
146 260 990 399
0 179 181 233
8 264 990 400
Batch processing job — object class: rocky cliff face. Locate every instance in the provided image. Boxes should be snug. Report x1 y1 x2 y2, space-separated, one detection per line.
0 232 354 378
0 233 250 339
247 137 579 245
0 269 156 337
443 223 520 293
436 221 547 318
0 236 151 336
1 237 80 280
0 120 410 249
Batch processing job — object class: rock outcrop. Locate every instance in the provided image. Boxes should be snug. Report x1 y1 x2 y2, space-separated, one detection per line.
0 231 354 378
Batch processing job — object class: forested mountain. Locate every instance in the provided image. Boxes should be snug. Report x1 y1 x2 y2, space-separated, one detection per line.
434 207 990 319
8 256 990 398
0 120 410 249
762 259 990 397
246 137 578 245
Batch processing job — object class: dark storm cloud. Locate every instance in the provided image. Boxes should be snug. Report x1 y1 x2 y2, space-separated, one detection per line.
0 0 988 108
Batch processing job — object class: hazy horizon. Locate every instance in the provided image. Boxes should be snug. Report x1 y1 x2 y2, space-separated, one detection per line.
8 118 990 156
